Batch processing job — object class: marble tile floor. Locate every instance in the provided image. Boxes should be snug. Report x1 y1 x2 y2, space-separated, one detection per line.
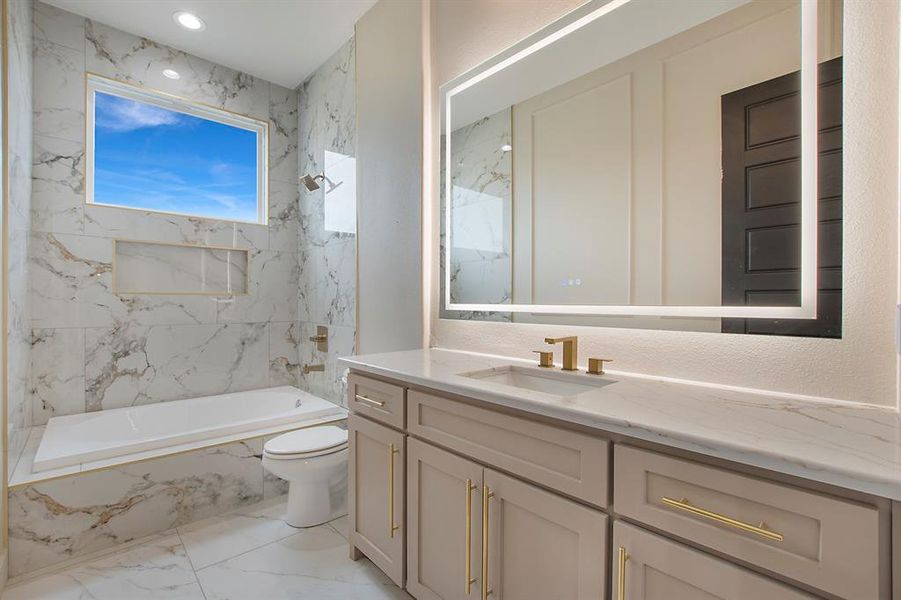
4 496 412 600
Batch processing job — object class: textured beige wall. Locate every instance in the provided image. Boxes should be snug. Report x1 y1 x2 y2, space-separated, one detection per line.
357 0 424 354
427 0 900 406
433 0 587 83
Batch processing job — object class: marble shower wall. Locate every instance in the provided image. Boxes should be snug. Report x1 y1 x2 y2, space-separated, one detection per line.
27 2 301 425
297 39 357 406
8 0 34 473
440 107 513 322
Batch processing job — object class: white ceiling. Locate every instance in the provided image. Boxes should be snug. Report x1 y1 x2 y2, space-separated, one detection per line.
44 0 378 89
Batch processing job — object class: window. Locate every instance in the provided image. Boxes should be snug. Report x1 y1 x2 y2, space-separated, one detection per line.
86 74 268 224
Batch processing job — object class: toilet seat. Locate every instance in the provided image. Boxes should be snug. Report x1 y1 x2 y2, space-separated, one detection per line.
263 426 348 460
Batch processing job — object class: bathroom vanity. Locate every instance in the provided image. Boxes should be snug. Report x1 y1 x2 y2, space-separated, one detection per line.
342 349 900 600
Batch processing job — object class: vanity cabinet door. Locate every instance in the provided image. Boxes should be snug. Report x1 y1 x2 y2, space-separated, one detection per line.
483 468 607 600
611 522 814 600
348 413 405 586
407 439 483 600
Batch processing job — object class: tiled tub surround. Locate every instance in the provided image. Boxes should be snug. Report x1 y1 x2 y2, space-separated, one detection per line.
27 2 303 425
8 0 35 478
297 38 358 406
8 410 347 577
341 348 901 500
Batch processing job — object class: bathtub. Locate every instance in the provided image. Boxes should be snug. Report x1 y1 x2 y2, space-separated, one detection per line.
32 386 345 472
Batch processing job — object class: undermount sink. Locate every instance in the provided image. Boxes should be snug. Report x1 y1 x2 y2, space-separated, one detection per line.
458 365 614 397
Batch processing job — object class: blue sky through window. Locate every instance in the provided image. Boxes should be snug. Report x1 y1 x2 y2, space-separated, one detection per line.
93 91 260 222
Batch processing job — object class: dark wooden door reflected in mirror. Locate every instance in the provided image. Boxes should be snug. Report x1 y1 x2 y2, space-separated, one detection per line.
721 57 842 338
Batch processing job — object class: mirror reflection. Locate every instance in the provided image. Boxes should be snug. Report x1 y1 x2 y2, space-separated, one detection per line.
441 0 843 337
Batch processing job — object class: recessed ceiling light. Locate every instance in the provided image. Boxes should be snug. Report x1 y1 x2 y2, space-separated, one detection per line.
501 144 512 152
162 68 181 80
173 11 205 31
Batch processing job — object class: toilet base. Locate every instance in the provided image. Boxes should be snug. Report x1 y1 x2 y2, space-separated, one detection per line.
285 480 348 528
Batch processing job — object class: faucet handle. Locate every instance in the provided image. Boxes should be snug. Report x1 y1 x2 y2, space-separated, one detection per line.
532 350 554 368
587 358 612 375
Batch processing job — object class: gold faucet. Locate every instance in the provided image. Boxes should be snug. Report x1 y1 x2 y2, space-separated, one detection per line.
544 336 578 371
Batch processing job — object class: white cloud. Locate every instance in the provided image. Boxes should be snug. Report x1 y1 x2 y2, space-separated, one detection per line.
206 193 240 210
96 95 187 132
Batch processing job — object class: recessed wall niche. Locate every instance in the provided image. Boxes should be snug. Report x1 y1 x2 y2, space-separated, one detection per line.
112 240 249 295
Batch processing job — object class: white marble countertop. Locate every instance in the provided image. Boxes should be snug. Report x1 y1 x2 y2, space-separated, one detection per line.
340 348 901 500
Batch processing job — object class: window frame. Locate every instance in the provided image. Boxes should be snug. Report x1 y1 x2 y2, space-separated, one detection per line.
85 73 269 225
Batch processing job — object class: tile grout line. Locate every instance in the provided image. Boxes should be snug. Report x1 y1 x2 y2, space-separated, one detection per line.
189 526 305 575
5 529 179 589
173 528 209 600
185 510 348 575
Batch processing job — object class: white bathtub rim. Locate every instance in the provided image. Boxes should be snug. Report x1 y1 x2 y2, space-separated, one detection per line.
12 413 347 488
32 386 344 473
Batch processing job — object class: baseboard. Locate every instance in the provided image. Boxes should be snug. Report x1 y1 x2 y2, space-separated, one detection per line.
0 547 8 595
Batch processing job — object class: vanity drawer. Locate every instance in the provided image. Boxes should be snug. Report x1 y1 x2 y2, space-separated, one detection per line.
347 373 405 429
408 390 609 507
615 445 882 600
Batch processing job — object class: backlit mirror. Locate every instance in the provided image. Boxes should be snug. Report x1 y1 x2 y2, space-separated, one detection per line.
440 0 843 336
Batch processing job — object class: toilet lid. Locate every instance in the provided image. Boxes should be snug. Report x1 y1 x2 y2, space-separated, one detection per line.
264 426 348 456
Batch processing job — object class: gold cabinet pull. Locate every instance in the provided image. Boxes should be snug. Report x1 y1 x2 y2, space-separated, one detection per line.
388 444 400 538
617 546 629 600
464 479 477 595
661 496 784 542
481 485 494 599
355 393 385 407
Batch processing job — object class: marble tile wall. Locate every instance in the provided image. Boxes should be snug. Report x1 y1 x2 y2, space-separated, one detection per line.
8 0 34 474
27 2 301 425
114 242 249 295
297 39 357 406
440 107 514 322
7 435 289 576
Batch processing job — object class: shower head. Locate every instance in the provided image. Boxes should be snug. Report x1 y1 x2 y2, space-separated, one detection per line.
301 172 325 192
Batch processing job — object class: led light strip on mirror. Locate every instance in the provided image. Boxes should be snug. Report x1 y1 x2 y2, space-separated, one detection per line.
440 0 818 320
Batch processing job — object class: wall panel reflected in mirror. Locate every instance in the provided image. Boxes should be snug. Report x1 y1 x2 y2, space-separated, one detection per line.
440 0 843 336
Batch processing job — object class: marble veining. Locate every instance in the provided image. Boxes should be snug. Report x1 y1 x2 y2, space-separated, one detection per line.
5 533 205 600
32 134 85 235
296 37 357 406
30 328 85 425
341 348 901 500
32 35 84 144
84 322 269 412
269 322 302 388
86 20 269 119
216 250 299 324
4 500 398 600
440 107 514 322
26 1 306 428
9 0 35 475
8 439 264 576
269 84 300 184
115 242 248 295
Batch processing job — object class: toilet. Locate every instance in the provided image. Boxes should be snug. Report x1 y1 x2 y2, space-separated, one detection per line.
261 425 349 528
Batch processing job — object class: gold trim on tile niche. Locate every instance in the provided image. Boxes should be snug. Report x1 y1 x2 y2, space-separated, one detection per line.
111 238 252 296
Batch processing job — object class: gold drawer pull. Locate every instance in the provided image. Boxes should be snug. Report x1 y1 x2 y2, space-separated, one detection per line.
464 479 477 595
661 496 784 542
481 485 494 599
388 444 400 538
355 393 385 408
617 546 629 600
